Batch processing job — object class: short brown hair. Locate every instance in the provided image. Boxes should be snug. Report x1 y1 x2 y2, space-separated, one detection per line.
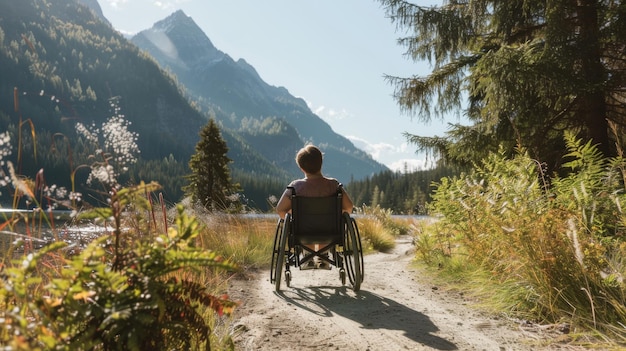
295 145 323 174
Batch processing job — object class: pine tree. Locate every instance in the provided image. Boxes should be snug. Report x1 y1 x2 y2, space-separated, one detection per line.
183 119 239 211
379 0 626 171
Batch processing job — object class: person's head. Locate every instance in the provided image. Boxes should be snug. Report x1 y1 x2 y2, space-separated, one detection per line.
296 144 323 174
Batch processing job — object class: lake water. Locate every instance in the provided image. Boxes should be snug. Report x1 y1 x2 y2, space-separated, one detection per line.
0 209 107 255
0 209 435 257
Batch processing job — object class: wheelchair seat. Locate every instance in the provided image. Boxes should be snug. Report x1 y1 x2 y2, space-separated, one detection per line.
270 186 364 292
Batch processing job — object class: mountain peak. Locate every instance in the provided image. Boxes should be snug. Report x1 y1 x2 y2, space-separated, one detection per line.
133 9 223 69
172 9 188 18
153 9 191 32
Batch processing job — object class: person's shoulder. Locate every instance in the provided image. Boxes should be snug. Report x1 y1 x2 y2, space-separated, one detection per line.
287 178 307 187
323 176 339 183
323 177 341 188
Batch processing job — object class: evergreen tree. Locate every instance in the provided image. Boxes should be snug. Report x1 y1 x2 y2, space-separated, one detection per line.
183 119 238 211
379 0 626 171
348 165 459 213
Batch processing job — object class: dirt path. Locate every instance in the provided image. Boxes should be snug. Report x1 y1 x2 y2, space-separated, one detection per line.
227 235 569 351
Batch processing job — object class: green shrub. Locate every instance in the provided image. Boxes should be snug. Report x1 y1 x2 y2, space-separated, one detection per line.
425 133 626 343
0 93 240 350
0 183 237 350
412 220 452 266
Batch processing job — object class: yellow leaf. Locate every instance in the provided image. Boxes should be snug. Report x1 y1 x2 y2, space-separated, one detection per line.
73 290 96 301
44 297 62 307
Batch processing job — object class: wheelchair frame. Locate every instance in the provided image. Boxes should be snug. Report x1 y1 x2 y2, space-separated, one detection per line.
270 186 364 292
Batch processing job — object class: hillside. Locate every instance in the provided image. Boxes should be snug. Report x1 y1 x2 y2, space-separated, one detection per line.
0 1 202 159
0 1 182 204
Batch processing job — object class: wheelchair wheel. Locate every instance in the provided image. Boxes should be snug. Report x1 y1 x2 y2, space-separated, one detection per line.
343 213 362 292
274 215 291 292
270 219 283 285
352 217 365 282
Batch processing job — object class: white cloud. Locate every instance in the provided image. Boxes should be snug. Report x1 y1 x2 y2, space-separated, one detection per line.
154 1 174 10
106 0 189 11
388 159 429 173
105 0 129 9
304 100 435 173
346 135 394 160
346 135 436 173
306 101 352 122
398 142 411 153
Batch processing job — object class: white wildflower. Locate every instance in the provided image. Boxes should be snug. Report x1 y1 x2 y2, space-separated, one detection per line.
87 164 117 186
0 131 12 166
78 99 141 189
102 114 139 168
75 122 99 144
55 186 68 199
43 184 56 197
69 192 82 202
0 175 9 187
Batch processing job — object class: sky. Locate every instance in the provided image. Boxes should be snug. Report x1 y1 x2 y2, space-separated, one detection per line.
98 0 451 172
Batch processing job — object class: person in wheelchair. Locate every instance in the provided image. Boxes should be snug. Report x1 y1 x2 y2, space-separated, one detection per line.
276 144 354 269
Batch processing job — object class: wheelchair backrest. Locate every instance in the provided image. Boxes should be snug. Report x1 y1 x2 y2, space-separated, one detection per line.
289 186 343 244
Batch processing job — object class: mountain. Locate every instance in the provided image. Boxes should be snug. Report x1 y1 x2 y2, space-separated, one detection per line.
0 0 289 206
130 10 388 181
0 0 385 210
77 0 108 24
0 1 202 159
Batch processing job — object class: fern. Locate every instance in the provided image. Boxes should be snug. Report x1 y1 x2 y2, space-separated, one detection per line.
554 131 624 237
559 130 607 190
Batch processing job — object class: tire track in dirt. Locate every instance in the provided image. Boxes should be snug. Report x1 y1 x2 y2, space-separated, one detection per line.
228 236 562 350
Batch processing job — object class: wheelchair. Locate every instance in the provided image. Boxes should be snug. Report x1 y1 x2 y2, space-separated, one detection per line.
270 186 364 292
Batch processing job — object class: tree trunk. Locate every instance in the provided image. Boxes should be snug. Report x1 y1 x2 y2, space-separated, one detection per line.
576 0 611 156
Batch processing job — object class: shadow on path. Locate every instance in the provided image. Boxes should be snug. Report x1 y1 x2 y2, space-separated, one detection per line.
276 286 458 350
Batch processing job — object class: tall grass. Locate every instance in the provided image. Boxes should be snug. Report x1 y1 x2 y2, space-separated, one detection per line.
416 133 626 346
355 204 413 253
194 211 276 269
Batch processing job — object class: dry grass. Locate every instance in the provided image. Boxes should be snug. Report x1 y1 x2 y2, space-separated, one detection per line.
195 214 277 270
357 216 397 253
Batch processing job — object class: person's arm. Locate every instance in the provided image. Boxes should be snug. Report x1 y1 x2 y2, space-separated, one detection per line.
341 187 354 214
276 188 292 219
